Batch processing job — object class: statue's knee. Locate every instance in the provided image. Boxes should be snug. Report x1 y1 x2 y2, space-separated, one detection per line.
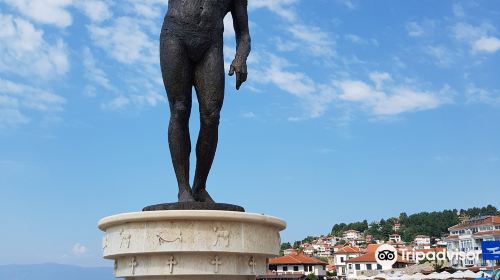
170 102 190 124
200 110 220 127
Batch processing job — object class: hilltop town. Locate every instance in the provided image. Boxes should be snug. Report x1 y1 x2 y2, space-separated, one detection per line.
262 205 499 280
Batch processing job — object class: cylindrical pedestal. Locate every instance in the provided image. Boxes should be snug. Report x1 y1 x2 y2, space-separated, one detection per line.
98 210 286 279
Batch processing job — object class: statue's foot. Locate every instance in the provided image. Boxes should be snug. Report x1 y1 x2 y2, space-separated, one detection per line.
193 188 215 203
178 188 195 203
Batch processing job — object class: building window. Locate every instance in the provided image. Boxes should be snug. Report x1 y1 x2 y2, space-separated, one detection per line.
377 264 382 270
367 264 372 270
341 257 345 262
283 266 288 272
355 264 360 270
294 266 299 272
348 264 352 270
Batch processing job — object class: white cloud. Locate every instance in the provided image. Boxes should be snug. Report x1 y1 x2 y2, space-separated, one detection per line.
0 78 65 126
423 45 456 67
473 37 500 53
453 22 494 42
88 17 157 65
337 0 357 10
452 3 465 17
241 112 256 119
0 14 69 79
452 22 500 54
83 47 112 91
2 0 73 28
223 14 235 38
75 0 112 23
249 0 298 22
287 24 335 58
369 72 392 90
466 84 500 105
334 73 451 116
101 96 130 110
71 243 87 257
124 0 167 19
255 55 334 119
344 34 366 44
406 21 425 37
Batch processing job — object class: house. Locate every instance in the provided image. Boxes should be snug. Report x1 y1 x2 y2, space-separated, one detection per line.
268 252 328 280
343 230 362 241
365 235 374 244
389 234 402 243
302 244 315 256
445 215 500 268
393 223 401 231
284 248 298 256
414 235 431 249
315 244 333 258
345 244 412 279
332 246 362 279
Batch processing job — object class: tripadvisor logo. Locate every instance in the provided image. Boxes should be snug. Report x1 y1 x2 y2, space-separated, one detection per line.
375 244 481 270
375 244 398 270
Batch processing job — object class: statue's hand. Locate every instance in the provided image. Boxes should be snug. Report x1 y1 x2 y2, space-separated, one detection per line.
229 57 248 90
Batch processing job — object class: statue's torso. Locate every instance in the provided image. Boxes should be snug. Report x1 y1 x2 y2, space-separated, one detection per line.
166 0 233 31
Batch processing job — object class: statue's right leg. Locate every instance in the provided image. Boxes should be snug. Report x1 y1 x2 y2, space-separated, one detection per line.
160 31 195 202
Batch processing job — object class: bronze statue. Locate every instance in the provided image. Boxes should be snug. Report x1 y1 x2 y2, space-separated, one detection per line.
160 0 251 203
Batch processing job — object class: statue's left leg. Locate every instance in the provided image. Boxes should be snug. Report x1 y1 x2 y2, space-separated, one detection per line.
191 41 224 203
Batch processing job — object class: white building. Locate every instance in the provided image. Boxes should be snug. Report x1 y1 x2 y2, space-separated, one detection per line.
414 235 431 249
346 251 412 279
445 215 500 268
343 230 362 241
332 246 362 279
284 248 298 256
269 252 327 280
389 234 401 243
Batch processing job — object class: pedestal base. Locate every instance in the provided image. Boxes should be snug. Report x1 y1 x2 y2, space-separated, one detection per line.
143 202 245 212
98 210 286 279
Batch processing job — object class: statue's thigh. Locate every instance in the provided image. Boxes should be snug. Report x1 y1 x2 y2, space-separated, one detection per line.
193 43 225 113
160 34 193 103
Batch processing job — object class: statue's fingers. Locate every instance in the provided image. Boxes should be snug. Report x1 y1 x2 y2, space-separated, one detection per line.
229 65 235 76
241 72 248 84
236 72 242 90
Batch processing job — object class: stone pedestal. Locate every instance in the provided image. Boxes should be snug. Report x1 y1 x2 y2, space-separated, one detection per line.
98 210 286 280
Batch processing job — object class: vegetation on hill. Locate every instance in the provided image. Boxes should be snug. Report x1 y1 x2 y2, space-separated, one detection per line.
280 205 498 255
331 205 499 242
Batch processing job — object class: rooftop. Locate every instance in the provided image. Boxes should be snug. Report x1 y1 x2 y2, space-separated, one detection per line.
269 253 328 266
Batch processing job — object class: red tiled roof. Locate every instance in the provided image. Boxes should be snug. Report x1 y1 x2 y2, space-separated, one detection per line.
269 253 328 265
449 216 500 230
335 246 362 254
366 244 382 253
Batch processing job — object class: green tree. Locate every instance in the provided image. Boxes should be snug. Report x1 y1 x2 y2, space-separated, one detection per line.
306 273 318 280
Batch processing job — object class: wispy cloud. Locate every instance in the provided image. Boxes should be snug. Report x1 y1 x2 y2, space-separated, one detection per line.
2 0 73 28
0 14 69 79
334 72 453 117
0 78 65 126
71 243 88 257
249 0 298 22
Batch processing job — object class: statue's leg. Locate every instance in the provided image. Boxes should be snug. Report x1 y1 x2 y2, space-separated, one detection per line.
160 32 195 202
191 41 225 203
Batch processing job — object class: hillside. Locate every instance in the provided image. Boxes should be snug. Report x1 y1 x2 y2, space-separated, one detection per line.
332 204 499 242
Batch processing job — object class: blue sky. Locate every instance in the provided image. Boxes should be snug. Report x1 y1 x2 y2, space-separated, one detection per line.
1 0 499 267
